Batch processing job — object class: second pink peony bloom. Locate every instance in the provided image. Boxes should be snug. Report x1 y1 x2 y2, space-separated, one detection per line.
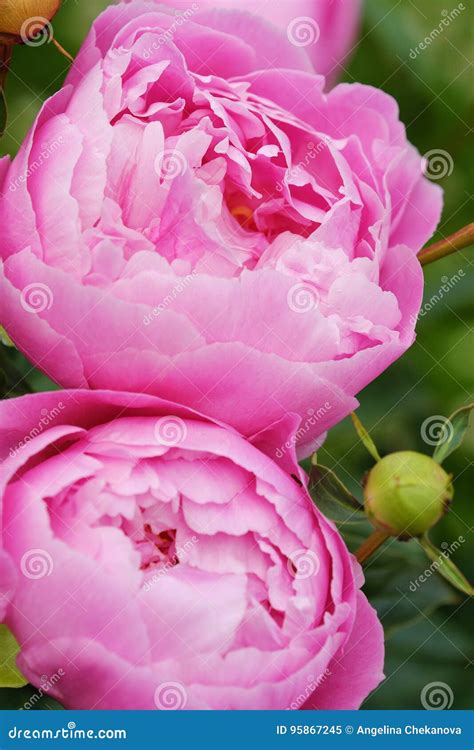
0 389 384 710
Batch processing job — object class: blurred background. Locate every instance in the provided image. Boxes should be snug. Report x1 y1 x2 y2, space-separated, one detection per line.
1 0 473 710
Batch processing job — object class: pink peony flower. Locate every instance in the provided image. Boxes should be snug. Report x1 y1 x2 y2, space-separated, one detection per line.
130 0 363 81
0 389 384 710
0 2 442 457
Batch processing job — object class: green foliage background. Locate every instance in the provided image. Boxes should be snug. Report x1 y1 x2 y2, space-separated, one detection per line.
0 0 472 710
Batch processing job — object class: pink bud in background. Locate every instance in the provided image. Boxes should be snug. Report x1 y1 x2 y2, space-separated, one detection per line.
144 0 363 82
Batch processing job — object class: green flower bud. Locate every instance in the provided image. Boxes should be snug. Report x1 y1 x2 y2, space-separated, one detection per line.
363 451 453 539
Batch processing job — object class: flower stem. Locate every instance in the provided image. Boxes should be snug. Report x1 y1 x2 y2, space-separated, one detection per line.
51 36 74 64
418 222 474 267
355 529 390 564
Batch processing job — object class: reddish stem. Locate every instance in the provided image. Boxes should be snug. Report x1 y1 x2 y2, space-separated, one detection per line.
355 529 390 564
418 223 474 267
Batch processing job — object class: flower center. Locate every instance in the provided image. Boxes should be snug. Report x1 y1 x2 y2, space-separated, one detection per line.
137 526 179 572
230 204 255 230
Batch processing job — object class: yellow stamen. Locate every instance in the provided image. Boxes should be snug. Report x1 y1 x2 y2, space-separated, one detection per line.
231 205 253 226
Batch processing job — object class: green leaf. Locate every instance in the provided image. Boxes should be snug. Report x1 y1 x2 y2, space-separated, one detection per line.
341 524 459 636
0 686 64 710
309 459 365 524
419 534 473 597
0 87 7 137
0 351 34 398
0 625 28 688
351 411 381 462
432 404 473 465
363 609 472 710
0 325 14 347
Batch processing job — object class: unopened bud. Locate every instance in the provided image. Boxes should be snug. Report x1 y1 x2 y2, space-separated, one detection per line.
0 1 61 42
364 451 453 539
